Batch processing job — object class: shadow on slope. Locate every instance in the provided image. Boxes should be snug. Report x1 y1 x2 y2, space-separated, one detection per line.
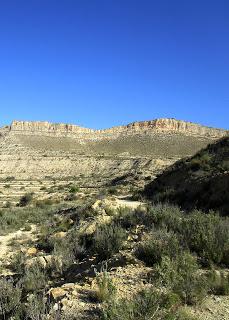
142 137 229 216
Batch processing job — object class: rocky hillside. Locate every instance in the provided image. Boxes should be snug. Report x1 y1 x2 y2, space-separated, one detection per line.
0 118 227 207
142 136 229 216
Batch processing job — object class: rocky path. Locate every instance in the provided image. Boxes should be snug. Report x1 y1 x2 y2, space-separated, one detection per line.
0 225 36 261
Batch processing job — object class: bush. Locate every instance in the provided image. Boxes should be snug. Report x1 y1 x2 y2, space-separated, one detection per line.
208 270 229 295
147 203 183 232
69 185 79 193
101 288 197 320
52 238 75 274
67 229 85 260
93 223 126 260
22 262 47 292
181 211 229 266
94 263 116 302
18 193 33 207
155 252 208 305
116 207 149 229
0 278 22 319
135 229 180 266
10 251 26 274
26 292 50 320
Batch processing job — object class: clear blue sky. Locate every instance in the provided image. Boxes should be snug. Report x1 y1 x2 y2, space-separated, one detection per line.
0 0 228 129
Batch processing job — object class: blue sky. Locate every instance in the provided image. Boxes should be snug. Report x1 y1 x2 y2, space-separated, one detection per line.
0 0 228 129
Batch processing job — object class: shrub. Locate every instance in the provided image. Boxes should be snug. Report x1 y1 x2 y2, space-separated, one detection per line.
69 185 79 193
22 262 47 292
208 270 229 295
52 238 75 274
67 229 85 260
94 263 116 302
18 192 33 207
181 211 229 266
4 201 11 208
101 288 197 320
135 229 180 266
147 203 183 232
0 278 22 319
26 292 50 320
107 186 118 195
10 251 26 274
155 252 207 305
116 207 149 229
93 223 126 260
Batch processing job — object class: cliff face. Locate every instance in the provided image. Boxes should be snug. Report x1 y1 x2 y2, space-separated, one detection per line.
8 119 228 139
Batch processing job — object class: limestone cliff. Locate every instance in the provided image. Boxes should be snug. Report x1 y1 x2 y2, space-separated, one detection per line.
8 119 228 139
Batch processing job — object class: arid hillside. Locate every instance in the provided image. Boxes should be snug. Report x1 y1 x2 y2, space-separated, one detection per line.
0 118 227 207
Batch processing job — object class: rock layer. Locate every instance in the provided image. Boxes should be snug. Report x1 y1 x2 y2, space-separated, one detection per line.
9 118 228 139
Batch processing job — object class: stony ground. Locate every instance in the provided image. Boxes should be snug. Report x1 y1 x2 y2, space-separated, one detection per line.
0 196 228 319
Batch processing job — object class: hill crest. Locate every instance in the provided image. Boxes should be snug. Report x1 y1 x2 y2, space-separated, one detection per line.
3 118 228 139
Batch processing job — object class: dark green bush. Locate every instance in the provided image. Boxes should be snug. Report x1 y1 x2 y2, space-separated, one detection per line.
18 193 34 207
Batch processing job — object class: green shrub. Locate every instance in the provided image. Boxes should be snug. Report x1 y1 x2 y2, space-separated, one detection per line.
155 252 207 305
67 229 85 260
26 292 50 320
135 229 180 266
35 199 54 208
181 211 229 266
107 186 118 195
101 288 197 320
22 262 47 292
4 201 11 208
52 238 75 274
95 263 116 302
69 185 79 193
208 270 229 295
10 251 26 274
147 203 183 232
116 207 149 229
0 278 22 319
93 223 126 260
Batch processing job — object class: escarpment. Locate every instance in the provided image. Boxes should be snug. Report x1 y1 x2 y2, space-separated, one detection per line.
9 118 228 139
0 118 227 207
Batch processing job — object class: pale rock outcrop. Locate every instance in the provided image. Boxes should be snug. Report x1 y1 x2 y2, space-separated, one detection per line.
8 118 228 139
